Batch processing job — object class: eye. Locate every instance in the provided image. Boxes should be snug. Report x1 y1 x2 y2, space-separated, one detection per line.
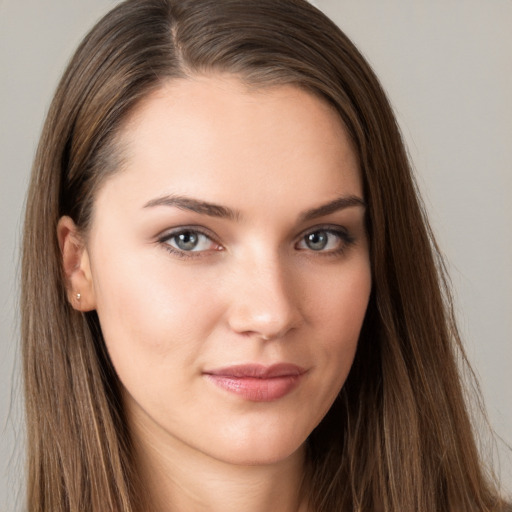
160 229 221 255
296 228 353 253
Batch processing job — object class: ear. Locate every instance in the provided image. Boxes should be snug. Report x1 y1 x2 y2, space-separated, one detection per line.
57 216 96 312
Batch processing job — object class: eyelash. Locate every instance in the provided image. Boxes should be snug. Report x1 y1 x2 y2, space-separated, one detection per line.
296 226 355 257
157 225 355 260
158 226 221 259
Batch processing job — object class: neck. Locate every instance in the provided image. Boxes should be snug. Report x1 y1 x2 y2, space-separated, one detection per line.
131 414 310 512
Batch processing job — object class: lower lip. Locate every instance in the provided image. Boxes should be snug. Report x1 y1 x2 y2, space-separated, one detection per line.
204 374 303 402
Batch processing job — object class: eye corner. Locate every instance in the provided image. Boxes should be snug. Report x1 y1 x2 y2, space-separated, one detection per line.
295 225 355 255
156 226 224 259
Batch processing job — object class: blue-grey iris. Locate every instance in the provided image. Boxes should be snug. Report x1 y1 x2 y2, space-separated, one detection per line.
175 231 199 251
305 231 328 251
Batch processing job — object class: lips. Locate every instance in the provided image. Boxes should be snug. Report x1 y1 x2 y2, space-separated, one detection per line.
203 363 307 402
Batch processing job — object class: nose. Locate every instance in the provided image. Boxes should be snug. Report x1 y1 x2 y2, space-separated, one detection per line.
225 255 303 341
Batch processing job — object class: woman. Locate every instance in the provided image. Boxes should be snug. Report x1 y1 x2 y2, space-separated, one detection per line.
21 0 510 510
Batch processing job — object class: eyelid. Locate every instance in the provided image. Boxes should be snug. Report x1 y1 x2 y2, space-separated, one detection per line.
296 223 350 240
294 224 355 252
157 225 223 257
157 224 217 241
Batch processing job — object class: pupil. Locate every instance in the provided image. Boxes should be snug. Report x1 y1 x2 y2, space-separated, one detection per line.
306 231 328 250
176 232 198 250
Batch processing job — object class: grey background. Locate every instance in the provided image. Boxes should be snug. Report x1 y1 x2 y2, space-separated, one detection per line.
1 0 510 509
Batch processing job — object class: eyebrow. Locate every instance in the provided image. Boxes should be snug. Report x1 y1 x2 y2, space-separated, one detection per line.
143 194 241 221
299 195 366 222
143 194 365 222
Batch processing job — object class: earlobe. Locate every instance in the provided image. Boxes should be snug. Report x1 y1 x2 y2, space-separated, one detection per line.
57 216 96 312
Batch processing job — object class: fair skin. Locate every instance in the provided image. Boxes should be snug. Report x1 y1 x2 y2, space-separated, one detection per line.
58 75 371 512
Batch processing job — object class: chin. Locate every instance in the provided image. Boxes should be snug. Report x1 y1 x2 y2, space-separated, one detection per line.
209 428 308 467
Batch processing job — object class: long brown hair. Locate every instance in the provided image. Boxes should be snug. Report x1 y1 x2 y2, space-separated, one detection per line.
21 0 509 510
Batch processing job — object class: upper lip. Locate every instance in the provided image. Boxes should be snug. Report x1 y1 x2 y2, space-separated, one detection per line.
203 363 307 378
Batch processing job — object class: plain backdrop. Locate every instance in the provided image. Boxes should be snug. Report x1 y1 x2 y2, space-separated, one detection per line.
1 0 511 509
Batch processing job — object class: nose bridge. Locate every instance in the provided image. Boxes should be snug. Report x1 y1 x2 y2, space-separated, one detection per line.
226 248 300 340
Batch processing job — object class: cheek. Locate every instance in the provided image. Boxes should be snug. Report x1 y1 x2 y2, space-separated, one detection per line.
312 256 371 340
303 256 371 401
89 243 223 375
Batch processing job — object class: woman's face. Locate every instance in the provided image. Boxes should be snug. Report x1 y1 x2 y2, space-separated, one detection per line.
81 76 371 466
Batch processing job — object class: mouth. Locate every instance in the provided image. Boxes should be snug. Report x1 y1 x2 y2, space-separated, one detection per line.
203 363 307 402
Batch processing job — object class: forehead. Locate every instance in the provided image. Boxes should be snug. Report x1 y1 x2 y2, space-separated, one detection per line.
95 75 361 218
